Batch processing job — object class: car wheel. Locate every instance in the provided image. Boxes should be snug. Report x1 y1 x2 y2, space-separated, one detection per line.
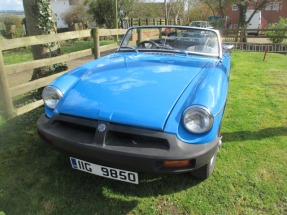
190 152 217 180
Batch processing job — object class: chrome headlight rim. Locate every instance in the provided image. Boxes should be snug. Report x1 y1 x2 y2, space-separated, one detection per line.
182 105 214 134
42 86 63 109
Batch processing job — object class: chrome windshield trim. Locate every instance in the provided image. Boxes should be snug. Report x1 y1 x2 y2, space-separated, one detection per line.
119 25 222 58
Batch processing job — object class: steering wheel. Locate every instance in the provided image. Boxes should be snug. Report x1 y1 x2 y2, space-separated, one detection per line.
137 40 159 49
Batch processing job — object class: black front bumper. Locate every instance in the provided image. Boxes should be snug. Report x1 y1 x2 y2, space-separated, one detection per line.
37 114 219 173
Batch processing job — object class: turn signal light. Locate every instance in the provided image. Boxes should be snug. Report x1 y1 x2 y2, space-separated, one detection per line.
163 160 190 168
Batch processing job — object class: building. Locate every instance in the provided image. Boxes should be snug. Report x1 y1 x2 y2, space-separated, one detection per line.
262 1 287 26
226 1 287 30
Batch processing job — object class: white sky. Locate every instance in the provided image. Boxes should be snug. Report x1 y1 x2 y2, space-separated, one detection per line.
0 0 167 11
0 0 24 11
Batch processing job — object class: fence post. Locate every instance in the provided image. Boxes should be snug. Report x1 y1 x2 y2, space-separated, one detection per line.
0 49 14 118
91 28 100 59
137 28 142 45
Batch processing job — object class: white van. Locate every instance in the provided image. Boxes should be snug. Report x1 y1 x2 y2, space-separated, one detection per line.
246 10 262 35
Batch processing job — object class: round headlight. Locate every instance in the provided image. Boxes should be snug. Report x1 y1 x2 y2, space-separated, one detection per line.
42 86 63 109
182 105 213 134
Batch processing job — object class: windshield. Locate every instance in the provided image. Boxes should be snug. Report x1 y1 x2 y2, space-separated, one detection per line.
119 26 220 57
190 21 211 28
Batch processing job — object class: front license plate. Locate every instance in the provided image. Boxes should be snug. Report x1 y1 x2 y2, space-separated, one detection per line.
70 157 139 184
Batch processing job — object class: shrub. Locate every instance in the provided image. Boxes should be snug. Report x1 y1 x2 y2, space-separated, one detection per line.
0 21 5 30
266 17 287 44
62 4 91 29
0 14 23 38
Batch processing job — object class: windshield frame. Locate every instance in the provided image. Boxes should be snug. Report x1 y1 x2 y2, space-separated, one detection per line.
118 25 222 58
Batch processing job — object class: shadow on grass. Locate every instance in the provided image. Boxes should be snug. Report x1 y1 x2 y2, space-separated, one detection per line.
0 109 201 214
222 126 287 142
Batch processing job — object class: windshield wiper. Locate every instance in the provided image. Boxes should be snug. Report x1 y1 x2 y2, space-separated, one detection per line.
173 49 189 56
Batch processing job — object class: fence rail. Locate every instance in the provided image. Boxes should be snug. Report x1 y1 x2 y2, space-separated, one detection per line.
224 28 287 39
223 42 287 53
0 28 126 118
127 18 182 27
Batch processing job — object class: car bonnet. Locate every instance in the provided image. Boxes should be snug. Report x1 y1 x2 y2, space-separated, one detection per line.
55 53 209 131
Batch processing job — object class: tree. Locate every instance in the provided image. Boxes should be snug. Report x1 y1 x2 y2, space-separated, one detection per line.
186 3 213 24
0 14 23 38
23 0 59 60
197 0 236 33
23 0 67 80
165 0 185 24
130 0 185 24
200 0 283 42
164 0 168 23
85 0 134 28
129 1 165 19
200 0 237 17
235 0 282 42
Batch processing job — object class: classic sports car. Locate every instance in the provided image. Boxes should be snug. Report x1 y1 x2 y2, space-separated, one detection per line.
37 26 232 184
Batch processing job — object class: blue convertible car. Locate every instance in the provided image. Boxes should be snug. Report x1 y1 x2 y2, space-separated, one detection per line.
37 26 232 184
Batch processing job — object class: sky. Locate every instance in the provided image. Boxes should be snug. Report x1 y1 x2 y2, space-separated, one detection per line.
0 0 24 11
0 0 166 11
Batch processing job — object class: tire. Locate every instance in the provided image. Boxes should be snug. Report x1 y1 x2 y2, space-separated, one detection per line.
191 126 222 180
190 152 217 180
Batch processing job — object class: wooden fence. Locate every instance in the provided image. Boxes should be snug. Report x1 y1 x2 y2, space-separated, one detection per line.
0 28 126 118
223 28 287 40
126 18 182 28
223 42 287 53
222 28 287 53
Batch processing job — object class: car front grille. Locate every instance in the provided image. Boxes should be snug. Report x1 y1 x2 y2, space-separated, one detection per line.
105 131 169 150
52 115 170 151
58 120 96 143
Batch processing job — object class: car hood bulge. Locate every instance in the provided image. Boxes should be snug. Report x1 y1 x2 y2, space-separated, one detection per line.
56 54 208 130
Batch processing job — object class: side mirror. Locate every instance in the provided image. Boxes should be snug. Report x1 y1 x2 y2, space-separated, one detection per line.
222 44 234 51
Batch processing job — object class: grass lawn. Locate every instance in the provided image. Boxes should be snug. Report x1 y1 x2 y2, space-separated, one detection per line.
0 51 287 214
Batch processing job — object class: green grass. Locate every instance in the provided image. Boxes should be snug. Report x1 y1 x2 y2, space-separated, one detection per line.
0 51 287 214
